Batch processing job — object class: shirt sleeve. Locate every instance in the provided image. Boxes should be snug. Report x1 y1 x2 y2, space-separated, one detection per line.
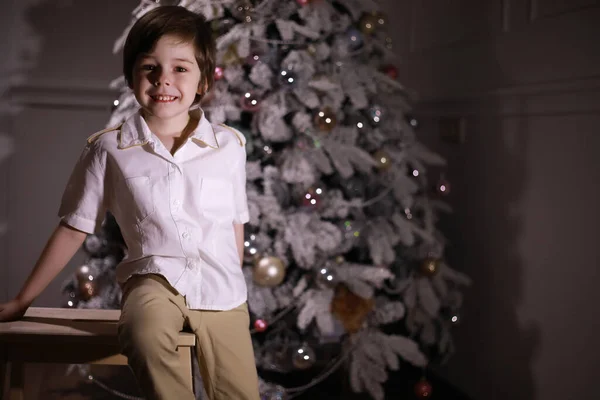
58 142 107 234
232 146 250 224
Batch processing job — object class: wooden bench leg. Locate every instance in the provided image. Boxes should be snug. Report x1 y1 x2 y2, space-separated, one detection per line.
3 362 24 400
0 363 5 400
177 347 194 394
0 345 6 399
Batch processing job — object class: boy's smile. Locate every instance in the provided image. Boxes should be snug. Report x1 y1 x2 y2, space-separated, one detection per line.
151 95 178 102
131 34 204 134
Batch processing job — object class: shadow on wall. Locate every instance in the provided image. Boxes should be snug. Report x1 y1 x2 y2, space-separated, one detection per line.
427 96 541 400
400 0 545 394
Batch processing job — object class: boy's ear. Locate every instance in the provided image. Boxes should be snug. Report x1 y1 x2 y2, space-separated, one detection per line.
197 81 208 95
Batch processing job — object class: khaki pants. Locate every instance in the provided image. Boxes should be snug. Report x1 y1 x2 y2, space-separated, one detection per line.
118 274 260 400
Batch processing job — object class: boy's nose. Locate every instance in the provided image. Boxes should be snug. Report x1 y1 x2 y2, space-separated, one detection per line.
154 79 171 87
153 71 171 87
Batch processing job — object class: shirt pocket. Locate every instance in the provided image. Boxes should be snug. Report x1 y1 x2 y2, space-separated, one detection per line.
199 178 234 223
124 176 155 224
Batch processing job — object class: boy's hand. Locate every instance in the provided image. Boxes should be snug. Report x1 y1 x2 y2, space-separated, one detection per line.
0 299 29 322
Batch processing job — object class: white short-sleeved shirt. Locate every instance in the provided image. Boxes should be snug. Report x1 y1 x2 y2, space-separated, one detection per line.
59 108 250 310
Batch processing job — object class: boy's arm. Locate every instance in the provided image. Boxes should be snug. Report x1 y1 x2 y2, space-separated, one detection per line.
0 221 87 322
234 223 244 267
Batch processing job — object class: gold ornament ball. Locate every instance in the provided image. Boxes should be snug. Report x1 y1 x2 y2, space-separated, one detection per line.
420 258 440 277
253 256 286 287
358 13 378 35
372 149 392 171
314 107 337 132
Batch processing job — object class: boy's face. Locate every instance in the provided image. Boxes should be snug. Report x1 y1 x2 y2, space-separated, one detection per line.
131 34 204 124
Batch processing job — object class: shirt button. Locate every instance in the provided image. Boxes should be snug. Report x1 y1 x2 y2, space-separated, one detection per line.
182 232 190 239
173 200 181 207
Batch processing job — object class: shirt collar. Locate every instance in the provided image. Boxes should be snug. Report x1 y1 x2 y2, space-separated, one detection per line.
189 107 219 149
117 109 151 149
118 107 219 150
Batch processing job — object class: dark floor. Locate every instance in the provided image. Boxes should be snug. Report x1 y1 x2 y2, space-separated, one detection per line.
26 362 471 400
270 363 471 400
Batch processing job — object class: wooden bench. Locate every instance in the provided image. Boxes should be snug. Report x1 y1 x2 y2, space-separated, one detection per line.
0 307 196 400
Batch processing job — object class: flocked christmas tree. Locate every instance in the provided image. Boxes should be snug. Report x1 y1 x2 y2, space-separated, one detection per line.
61 1 471 399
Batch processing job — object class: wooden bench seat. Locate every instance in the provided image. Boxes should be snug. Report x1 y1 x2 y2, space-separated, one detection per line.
0 307 196 400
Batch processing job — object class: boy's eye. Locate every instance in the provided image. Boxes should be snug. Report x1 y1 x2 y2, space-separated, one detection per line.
141 64 156 71
176 67 187 72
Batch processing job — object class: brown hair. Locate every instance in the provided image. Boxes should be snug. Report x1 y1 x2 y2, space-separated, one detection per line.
123 6 216 103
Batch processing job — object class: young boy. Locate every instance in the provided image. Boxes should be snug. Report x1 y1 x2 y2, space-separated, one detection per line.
0 6 260 400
